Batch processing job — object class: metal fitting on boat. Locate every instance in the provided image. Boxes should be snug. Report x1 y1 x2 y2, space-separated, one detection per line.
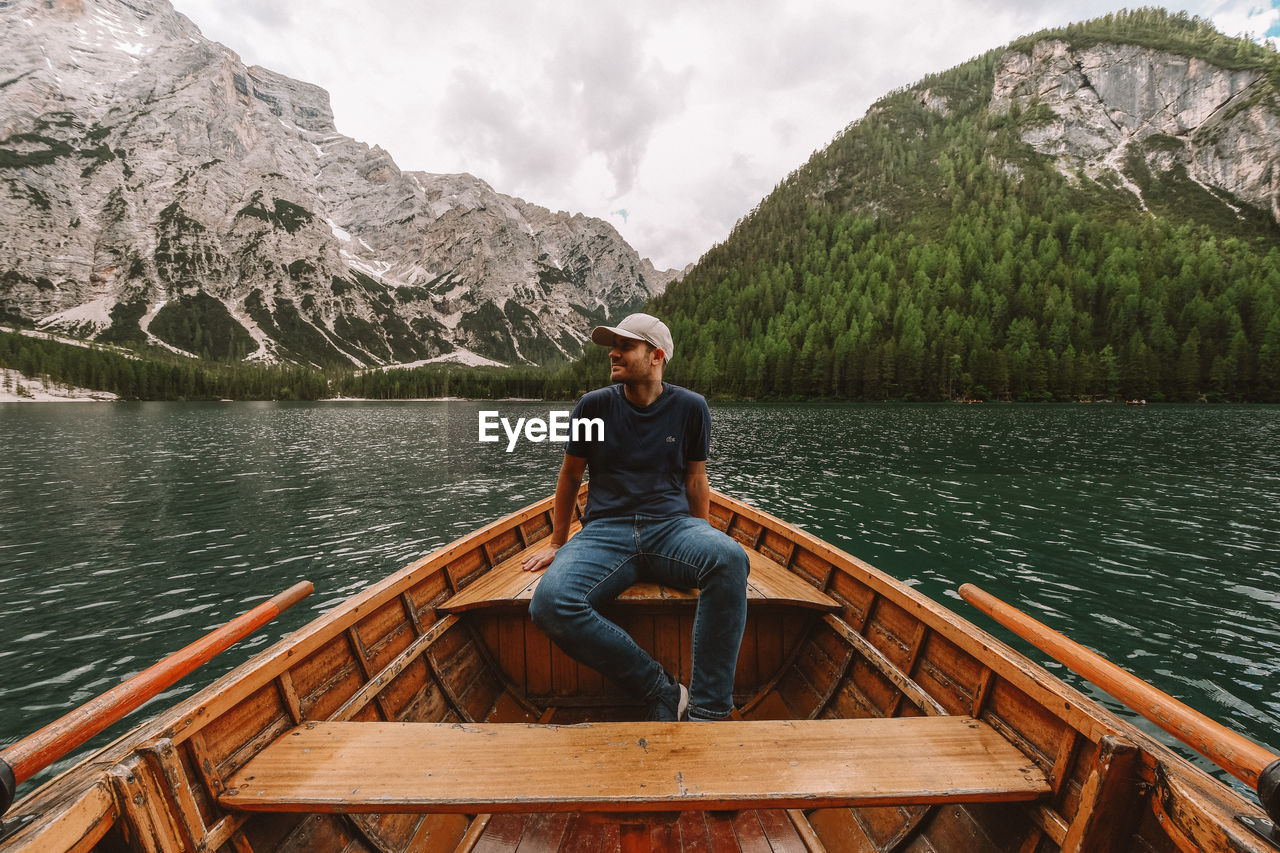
1261 758 1280 826
0 757 14 816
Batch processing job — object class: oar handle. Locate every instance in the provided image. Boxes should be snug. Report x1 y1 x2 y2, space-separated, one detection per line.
0 581 313 816
958 584 1280 825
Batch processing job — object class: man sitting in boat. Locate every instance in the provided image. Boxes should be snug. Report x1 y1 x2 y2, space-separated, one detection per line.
522 312 750 722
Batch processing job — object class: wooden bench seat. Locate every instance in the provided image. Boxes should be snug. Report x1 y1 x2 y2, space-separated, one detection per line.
219 717 1048 814
442 532 838 613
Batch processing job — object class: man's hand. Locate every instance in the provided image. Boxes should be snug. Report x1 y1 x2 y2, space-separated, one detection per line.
522 544 559 572
524 454 584 572
524 455 585 572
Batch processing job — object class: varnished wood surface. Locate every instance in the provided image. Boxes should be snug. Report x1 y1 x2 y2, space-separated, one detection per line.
442 534 838 613
741 549 840 611
960 583 1279 789
0 777 115 853
441 523 584 612
7 487 1278 853
219 717 1049 814
464 809 812 853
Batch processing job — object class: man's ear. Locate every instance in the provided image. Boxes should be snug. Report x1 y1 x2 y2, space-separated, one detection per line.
653 348 666 364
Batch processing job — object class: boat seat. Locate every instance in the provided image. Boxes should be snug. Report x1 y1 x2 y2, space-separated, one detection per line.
442 530 838 613
218 716 1049 814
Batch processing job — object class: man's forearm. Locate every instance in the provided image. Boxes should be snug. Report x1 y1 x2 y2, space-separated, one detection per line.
686 473 710 520
551 467 583 544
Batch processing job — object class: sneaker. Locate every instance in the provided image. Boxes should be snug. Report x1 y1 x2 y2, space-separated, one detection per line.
647 677 689 722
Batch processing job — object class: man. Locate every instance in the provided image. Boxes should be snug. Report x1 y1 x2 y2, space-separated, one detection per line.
523 312 749 722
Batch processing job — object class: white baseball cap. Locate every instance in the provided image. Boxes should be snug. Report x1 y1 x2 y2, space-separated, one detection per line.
591 312 674 362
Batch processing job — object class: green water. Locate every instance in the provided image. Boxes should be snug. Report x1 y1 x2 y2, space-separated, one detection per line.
1 401 1277 798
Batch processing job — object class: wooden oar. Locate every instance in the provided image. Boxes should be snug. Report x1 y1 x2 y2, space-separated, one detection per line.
0 580 313 816
958 583 1279 826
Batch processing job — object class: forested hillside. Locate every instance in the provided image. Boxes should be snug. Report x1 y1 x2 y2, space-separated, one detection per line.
0 327 583 400
0 329 329 400
655 10 1280 402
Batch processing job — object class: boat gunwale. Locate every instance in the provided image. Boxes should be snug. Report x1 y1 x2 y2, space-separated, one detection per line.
711 492 1279 849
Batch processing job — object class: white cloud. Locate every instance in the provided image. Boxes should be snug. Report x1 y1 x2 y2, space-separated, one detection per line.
1207 0 1280 41
169 0 1271 270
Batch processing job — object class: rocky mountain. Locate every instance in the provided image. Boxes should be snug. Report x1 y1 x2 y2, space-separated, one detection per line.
655 10 1280 402
0 0 678 367
988 39 1278 220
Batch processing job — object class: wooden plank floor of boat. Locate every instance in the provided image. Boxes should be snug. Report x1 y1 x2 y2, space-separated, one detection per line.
464 808 813 852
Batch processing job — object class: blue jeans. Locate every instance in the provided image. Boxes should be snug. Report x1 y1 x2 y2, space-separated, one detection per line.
529 514 750 720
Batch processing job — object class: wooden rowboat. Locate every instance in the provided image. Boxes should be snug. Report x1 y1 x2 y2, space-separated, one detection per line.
2 487 1277 852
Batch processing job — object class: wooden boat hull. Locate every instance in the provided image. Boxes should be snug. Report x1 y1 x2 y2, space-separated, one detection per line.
2 488 1275 852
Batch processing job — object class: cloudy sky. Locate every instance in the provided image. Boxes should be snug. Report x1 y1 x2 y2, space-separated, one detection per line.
171 0 1280 271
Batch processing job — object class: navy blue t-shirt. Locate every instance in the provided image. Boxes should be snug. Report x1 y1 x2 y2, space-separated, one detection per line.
565 383 710 524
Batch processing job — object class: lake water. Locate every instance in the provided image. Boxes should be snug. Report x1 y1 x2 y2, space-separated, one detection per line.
1 401 1277 799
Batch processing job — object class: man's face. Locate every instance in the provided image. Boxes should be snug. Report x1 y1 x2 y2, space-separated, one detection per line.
609 335 661 383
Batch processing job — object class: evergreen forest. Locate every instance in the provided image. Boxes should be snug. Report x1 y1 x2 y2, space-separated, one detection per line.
0 328 592 401
0 329 329 400
654 9 1280 402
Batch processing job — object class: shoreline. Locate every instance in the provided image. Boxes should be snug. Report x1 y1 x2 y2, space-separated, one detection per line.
0 385 547 404
0 369 120 402
0 367 1239 407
